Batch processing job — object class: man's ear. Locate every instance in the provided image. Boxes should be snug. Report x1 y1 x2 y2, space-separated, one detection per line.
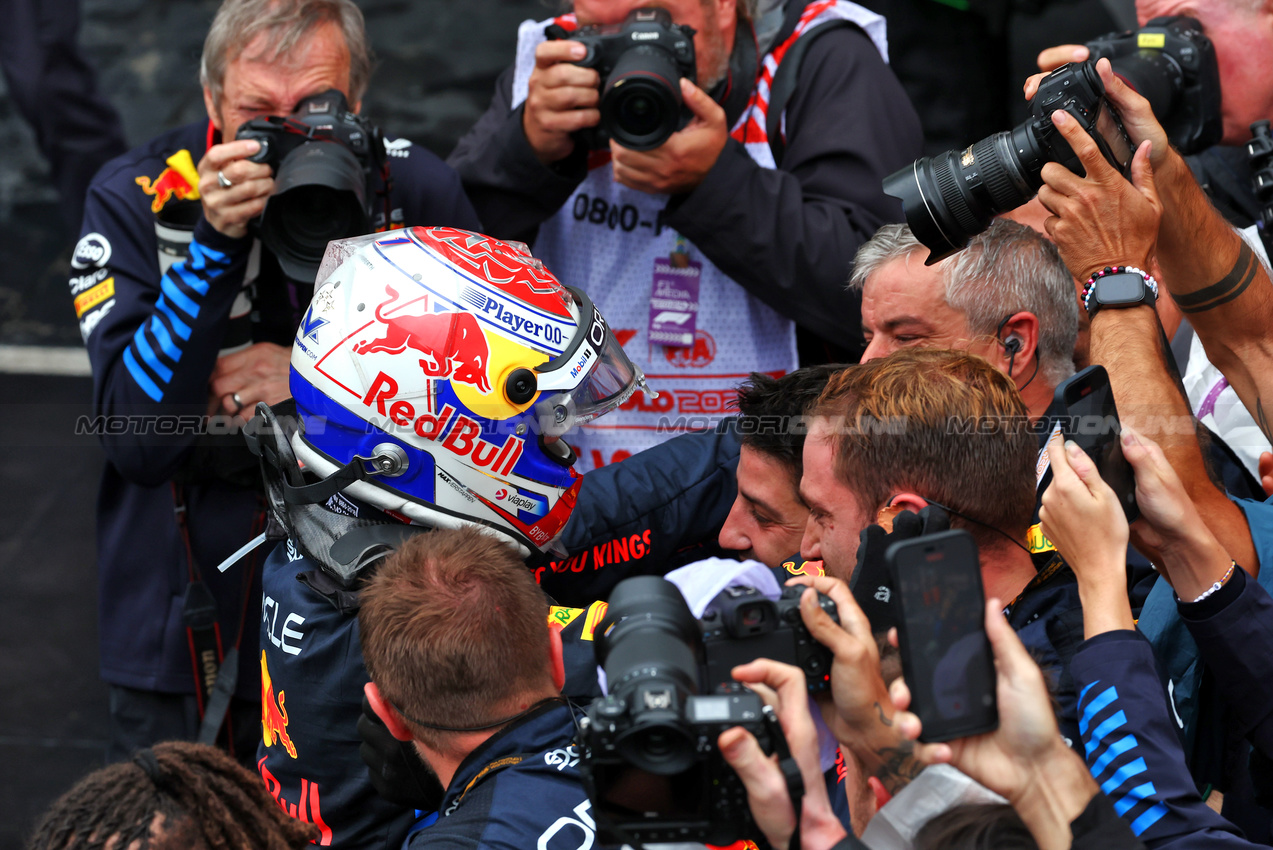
876 493 928 530
548 626 566 693
203 86 222 132
364 681 413 742
998 311 1040 384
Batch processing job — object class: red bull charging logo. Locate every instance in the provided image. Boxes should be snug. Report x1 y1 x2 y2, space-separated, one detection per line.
356 285 493 394
261 651 297 759
135 150 201 214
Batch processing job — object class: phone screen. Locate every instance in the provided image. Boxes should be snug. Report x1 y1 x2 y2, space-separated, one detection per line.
1055 365 1139 521
888 530 997 743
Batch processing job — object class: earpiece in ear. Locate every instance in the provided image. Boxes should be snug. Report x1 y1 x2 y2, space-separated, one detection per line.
1004 336 1022 355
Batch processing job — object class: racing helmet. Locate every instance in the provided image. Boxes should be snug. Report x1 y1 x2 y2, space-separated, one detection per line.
286 226 648 556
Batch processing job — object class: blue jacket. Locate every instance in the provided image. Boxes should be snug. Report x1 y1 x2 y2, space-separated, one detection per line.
77 119 480 698
1071 630 1259 848
408 702 590 850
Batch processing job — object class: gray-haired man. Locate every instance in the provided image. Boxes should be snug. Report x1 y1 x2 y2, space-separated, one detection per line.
74 0 479 764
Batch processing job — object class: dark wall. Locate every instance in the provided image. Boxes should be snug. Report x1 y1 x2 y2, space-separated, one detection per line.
0 0 548 345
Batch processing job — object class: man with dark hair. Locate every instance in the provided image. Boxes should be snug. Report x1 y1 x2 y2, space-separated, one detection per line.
718 364 841 568
360 527 586 850
799 348 1083 749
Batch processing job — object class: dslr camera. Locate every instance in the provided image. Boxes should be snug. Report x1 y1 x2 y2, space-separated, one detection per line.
576 576 837 845
885 16 1221 262
236 89 387 282
547 8 697 152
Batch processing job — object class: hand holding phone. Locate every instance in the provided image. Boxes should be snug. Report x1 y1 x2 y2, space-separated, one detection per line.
1053 364 1139 521
886 530 998 743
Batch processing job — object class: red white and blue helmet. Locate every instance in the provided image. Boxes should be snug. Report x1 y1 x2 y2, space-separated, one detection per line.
288 226 648 555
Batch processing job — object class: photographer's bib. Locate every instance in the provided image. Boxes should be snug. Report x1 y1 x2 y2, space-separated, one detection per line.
511 3 885 470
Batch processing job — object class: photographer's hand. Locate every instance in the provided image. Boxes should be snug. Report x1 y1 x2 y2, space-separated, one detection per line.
1036 105 1162 283
1026 59 1171 170
891 600 1098 850
788 574 921 794
196 139 272 239
720 659 848 850
208 342 291 420
523 40 601 164
1036 44 1089 72
1039 433 1135 637
1120 425 1240 599
610 78 727 195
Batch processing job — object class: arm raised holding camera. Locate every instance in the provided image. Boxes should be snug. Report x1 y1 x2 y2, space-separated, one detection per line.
1033 59 1256 570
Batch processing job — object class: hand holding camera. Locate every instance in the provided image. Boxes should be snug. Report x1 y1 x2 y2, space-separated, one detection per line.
719 658 850 850
533 9 726 194
1035 73 1163 284
196 138 274 240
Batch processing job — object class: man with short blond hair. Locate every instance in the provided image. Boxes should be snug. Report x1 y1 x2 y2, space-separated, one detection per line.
798 348 1084 747
75 0 479 765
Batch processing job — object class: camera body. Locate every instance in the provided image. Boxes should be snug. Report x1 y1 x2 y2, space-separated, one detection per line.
547 8 696 152
575 576 836 845
1025 60 1133 177
235 89 386 282
1086 15 1222 156
579 683 773 844
701 584 838 694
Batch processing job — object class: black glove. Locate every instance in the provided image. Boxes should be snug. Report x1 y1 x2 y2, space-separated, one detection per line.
357 693 445 812
850 506 950 634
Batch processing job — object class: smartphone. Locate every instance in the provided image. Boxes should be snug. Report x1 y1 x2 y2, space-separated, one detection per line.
1053 364 1139 521
886 530 998 743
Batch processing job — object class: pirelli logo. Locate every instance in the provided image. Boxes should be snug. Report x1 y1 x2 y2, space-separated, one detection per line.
74 277 115 317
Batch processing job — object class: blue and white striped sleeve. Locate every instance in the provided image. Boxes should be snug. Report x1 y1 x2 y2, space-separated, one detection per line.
1071 630 1256 848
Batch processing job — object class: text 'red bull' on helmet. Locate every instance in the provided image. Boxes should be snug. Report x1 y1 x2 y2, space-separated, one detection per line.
282 226 650 560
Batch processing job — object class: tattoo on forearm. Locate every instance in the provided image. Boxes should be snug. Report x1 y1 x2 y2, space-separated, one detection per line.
874 702 893 727
872 742 925 794
1176 241 1258 315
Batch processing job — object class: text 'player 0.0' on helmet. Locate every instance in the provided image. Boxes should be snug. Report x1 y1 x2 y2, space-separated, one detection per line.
285 226 653 557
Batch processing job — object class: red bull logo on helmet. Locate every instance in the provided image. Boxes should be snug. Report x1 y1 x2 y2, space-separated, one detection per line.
355 285 493 394
134 150 201 214
362 371 523 475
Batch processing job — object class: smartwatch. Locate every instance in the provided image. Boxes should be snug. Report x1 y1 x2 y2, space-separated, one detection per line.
1082 266 1159 317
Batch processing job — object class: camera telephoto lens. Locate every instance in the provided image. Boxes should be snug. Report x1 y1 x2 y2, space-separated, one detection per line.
883 123 1049 264
260 142 369 282
596 577 702 775
602 46 685 151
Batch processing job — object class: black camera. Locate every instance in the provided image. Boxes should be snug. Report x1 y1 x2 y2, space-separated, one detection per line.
886 14 1221 262
235 89 386 282
701 584 837 693
1086 16 1221 156
885 61 1133 263
547 8 697 152
576 577 837 845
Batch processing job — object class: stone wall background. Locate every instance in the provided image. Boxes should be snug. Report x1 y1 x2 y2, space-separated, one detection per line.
0 0 548 346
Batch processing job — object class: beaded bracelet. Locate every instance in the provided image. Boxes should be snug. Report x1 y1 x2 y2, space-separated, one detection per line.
1190 560 1237 603
1080 265 1160 314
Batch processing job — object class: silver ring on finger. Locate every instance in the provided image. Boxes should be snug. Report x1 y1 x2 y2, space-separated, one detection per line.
217 170 233 189
232 392 244 410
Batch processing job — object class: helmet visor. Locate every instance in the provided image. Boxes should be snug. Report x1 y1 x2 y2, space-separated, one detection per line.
534 286 648 433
